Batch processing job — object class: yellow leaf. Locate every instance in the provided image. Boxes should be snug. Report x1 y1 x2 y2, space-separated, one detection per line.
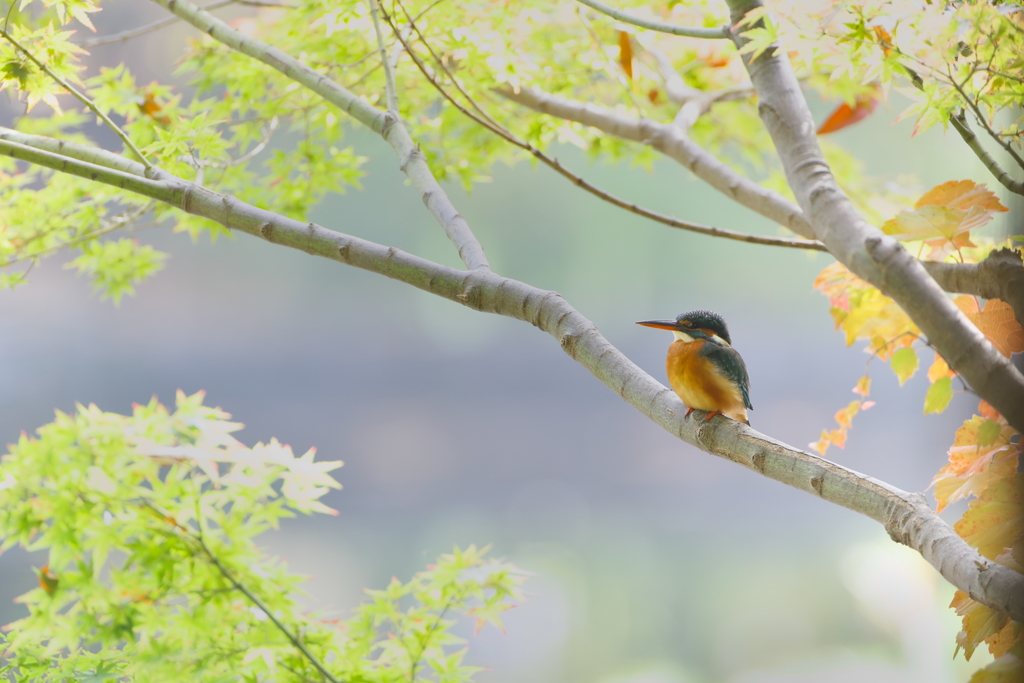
951 590 1010 660
928 352 955 382
890 347 918 385
954 474 1023 560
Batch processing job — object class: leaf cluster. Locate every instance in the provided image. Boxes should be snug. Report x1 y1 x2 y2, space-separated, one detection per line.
0 392 527 683
810 179 1024 679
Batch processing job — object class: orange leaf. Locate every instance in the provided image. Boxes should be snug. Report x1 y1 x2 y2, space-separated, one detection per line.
817 91 880 135
955 296 1024 358
834 400 860 430
827 428 847 449
810 430 831 456
985 620 1024 659
881 180 1006 257
38 564 58 594
138 91 171 126
618 31 633 83
915 179 1008 213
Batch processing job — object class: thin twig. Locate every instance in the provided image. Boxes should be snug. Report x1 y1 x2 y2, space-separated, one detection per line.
407 598 455 683
945 67 1024 171
154 0 491 271
178 488 343 683
576 5 644 114
368 0 399 112
385 9 825 251
79 0 295 48
184 116 279 170
0 29 152 168
574 0 730 39
2 202 155 268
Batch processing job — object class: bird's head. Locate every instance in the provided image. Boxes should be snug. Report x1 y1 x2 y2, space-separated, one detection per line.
636 309 733 346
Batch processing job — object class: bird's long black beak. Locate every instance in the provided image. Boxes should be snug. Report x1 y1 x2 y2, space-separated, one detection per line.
635 319 680 331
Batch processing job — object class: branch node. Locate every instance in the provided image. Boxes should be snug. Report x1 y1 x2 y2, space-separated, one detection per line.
810 474 825 497
400 144 421 173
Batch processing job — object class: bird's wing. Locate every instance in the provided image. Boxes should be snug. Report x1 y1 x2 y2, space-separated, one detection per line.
699 342 753 410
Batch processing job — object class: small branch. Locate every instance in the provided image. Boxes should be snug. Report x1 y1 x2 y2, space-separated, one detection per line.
574 0 730 39
386 11 822 251
948 111 1024 196
189 116 278 169
3 202 155 268
5 126 1022 623
368 0 399 113
79 0 296 48
575 5 644 114
152 0 491 271
0 28 152 168
0 138 175 197
901 64 1024 197
647 45 754 133
946 72 1024 172
0 126 146 175
80 0 230 47
923 248 1024 326
499 86 818 240
725 0 1024 433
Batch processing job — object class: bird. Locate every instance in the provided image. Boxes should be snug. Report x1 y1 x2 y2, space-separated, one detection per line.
636 309 752 425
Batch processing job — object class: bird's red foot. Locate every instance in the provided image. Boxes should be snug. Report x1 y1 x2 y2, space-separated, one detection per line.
684 407 695 418
703 411 723 423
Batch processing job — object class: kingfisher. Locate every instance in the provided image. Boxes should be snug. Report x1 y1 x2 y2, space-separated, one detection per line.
636 310 752 425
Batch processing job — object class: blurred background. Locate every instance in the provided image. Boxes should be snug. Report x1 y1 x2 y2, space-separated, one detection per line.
0 3 1020 682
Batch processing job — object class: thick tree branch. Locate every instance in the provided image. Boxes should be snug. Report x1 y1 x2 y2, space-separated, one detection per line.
152 0 490 271
3 127 1021 622
923 248 1024 326
724 0 1024 433
498 86 818 240
574 0 729 39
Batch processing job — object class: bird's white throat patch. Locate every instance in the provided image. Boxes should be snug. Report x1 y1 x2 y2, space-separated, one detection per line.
672 329 731 346
672 330 694 343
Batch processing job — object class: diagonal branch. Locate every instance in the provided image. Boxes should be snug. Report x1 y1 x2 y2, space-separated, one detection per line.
499 86 818 240
0 28 152 168
385 9 823 252
948 111 1024 196
3 128 1018 623
724 0 1024 434
151 0 490 271
574 0 730 39
368 0 399 113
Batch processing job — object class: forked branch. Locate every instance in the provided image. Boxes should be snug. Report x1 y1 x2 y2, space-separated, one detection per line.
498 86 817 240
724 0 1024 433
151 0 490 271
383 7 823 251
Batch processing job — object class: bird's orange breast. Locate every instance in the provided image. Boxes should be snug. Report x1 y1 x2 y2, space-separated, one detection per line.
666 340 749 424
